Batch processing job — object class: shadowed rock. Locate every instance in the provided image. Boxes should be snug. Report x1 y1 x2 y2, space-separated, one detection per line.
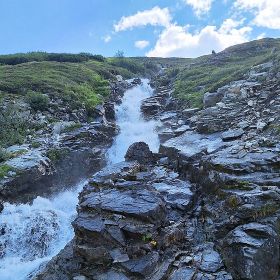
125 142 154 164
221 223 279 280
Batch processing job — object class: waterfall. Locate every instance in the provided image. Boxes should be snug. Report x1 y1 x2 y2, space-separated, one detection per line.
107 79 159 163
0 78 159 279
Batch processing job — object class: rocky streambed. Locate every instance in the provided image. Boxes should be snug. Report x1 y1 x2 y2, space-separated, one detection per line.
1 59 280 280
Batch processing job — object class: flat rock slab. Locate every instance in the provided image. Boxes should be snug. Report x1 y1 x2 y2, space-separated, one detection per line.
90 161 141 184
160 131 224 161
121 252 159 277
208 145 280 174
81 188 166 224
152 180 193 210
221 129 244 141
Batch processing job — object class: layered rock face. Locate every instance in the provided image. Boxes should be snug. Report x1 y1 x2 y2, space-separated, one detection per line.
157 61 280 279
35 144 232 279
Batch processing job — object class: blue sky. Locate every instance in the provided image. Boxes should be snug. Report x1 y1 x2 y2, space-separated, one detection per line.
0 0 279 57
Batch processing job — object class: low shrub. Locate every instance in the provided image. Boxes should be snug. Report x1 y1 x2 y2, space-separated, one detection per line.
26 91 50 111
0 104 30 147
0 148 10 163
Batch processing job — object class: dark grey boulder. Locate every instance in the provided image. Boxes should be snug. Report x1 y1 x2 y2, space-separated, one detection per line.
125 142 154 164
103 102 115 121
132 78 142 85
221 222 279 280
203 92 224 108
121 252 159 277
141 98 162 117
90 161 141 185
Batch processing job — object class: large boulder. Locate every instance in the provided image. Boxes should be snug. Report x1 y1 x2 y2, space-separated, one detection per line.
141 98 162 117
203 92 224 108
221 223 279 280
125 142 154 164
103 102 115 122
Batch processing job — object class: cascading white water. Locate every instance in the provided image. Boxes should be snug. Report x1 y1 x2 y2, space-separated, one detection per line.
0 181 86 280
107 79 159 163
0 78 159 280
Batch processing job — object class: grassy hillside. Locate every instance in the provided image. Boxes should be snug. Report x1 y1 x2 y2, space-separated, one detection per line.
0 53 157 111
0 53 157 148
172 38 280 107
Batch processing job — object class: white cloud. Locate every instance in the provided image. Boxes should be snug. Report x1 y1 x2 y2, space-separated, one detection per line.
135 40 150 49
257 32 266 39
103 35 112 43
146 19 252 57
184 0 214 16
234 0 280 29
114 6 171 32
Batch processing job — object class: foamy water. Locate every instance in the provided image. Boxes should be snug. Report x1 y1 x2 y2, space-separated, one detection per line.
107 79 159 163
0 78 159 279
0 181 86 280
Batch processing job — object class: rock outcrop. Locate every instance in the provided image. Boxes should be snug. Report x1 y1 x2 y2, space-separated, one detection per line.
125 142 155 164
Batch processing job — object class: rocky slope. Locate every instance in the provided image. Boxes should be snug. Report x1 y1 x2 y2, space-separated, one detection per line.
1 38 280 279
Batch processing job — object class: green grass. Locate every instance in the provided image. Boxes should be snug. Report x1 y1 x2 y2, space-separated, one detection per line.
0 56 153 113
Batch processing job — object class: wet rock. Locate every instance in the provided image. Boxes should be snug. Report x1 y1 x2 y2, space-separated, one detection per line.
196 243 223 273
159 131 224 163
132 78 142 85
152 180 193 211
73 276 87 280
158 129 176 143
90 161 141 185
256 120 267 131
116 75 123 82
125 142 154 164
96 270 129 280
103 102 115 121
80 188 166 224
169 267 195 280
221 223 279 280
182 108 200 118
141 98 162 117
121 252 159 277
221 129 244 141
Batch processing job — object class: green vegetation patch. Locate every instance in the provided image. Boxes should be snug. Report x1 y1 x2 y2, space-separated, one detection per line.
46 148 70 162
0 104 31 147
26 91 50 111
61 122 82 133
0 164 14 179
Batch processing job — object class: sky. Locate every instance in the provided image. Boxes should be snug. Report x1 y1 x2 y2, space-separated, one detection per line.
0 0 279 58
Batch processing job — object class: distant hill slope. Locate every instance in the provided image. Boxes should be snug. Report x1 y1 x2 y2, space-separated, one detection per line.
169 38 280 107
